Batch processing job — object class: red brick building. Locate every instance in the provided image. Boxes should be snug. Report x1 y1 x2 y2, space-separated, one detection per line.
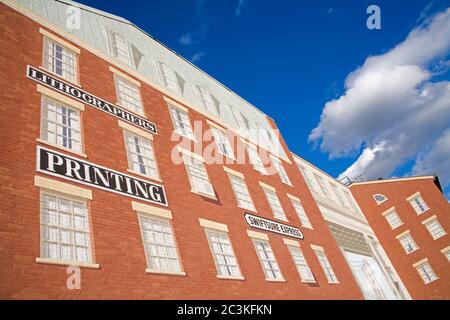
0 0 365 299
350 176 450 299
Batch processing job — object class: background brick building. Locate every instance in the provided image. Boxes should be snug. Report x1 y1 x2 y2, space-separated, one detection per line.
350 176 450 299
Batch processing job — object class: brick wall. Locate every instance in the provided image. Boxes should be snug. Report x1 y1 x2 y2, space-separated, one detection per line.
0 3 363 299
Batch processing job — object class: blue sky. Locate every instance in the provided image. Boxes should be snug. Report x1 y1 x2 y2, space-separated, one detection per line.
76 0 450 197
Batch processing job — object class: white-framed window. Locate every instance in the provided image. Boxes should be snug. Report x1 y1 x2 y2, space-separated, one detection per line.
109 31 134 67
40 192 92 263
262 187 287 221
205 229 242 278
114 75 144 115
373 194 388 205
43 37 78 83
40 96 82 153
270 155 291 185
253 239 283 280
168 105 195 140
423 218 446 240
398 233 419 254
246 143 267 174
330 184 346 206
290 198 312 229
314 174 332 198
211 128 234 159
138 214 183 273
384 209 403 229
415 261 438 284
124 131 159 180
313 249 338 283
409 194 429 215
157 61 182 94
228 173 255 211
182 154 215 198
441 247 450 262
287 245 315 282
195 86 220 115
297 164 315 190
229 105 249 130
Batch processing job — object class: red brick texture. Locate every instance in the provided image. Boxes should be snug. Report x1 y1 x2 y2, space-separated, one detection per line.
0 3 363 299
350 178 450 299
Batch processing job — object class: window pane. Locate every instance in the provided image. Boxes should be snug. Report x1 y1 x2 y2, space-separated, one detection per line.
40 193 92 263
314 250 338 283
288 246 315 282
44 38 77 82
139 215 182 273
254 240 282 280
41 97 82 152
115 76 143 115
291 199 312 229
124 131 159 179
263 189 286 221
206 230 241 277
229 174 255 211
183 155 215 197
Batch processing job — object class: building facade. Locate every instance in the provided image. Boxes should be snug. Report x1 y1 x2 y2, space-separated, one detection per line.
291 155 411 300
349 176 450 299
0 0 365 299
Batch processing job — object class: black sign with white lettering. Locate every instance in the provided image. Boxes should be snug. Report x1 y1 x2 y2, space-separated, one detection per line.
37 146 167 206
244 213 304 239
27 65 157 134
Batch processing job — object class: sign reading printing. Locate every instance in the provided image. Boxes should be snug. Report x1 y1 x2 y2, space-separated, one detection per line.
37 146 167 206
26 65 157 134
244 213 304 239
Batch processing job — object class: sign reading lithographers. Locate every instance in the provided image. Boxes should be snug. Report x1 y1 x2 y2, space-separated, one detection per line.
26 65 157 134
37 146 167 206
244 213 304 240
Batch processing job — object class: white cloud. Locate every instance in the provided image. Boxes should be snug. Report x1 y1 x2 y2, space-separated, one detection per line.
191 52 205 63
179 33 194 45
412 129 450 185
309 8 450 187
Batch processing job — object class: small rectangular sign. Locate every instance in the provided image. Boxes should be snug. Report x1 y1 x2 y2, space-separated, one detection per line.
27 65 157 134
245 213 304 239
36 146 167 206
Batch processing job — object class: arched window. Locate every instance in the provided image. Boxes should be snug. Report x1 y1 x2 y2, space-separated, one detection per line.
373 194 387 205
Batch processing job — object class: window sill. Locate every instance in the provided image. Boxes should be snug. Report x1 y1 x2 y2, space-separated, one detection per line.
38 66 82 88
265 278 286 283
126 169 163 183
301 225 314 230
423 278 439 285
406 249 420 255
281 181 293 187
432 233 447 240
238 206 258 214
36 257 100 269
274 216 289 223
301 279 317 284
190 189 217 200
36 138 87 158
145 269 186 276
416 208 430 216
217 275 245 281
174 131 199 144
328 281 340 284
